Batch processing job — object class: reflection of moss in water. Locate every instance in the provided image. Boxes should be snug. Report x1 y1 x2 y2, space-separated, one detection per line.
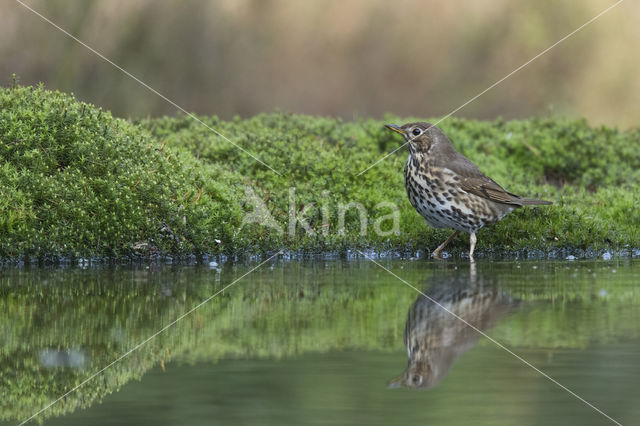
1 261 639 422
0 268 213 422
0 264 414 422
492 271 640 349
491 301 640 350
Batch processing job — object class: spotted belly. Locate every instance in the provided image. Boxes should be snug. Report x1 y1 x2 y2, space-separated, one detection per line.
404 166 513 233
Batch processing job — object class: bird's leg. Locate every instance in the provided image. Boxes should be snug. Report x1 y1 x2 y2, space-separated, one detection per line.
432 230 460 258
469 232 477 262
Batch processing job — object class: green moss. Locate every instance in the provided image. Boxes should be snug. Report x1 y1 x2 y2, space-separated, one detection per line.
0 85 242 258
1 84 639 259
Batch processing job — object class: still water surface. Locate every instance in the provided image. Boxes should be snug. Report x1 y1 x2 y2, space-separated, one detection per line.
1 259 639 425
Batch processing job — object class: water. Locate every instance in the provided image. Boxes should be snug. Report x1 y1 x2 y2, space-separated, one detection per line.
1 260 639 425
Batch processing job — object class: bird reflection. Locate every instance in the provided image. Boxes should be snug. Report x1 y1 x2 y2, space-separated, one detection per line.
389 265 516 390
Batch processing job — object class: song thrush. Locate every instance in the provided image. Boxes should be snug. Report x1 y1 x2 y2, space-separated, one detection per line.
385 122 552 260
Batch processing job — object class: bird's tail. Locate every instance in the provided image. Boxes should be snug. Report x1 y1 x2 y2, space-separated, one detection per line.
519 198 552 206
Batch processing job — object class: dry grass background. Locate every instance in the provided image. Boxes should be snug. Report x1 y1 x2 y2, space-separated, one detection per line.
1 0 637 127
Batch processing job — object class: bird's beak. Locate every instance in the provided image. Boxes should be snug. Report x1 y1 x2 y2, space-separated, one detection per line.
387 375 405 389
384 124 405 135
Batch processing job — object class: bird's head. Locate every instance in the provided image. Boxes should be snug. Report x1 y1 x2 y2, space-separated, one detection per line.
384 122 449 156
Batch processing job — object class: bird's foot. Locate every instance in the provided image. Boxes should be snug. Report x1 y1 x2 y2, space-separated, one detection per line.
432 249 450 260
468 233 477 262
432 231 460 260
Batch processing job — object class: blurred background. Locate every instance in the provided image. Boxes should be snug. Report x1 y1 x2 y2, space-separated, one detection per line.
1 0 637 127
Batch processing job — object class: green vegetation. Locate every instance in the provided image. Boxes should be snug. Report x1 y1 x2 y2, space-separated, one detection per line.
0 85 240 259
1 85 639 260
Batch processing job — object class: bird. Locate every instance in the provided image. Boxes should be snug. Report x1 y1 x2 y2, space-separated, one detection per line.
385 122 552 260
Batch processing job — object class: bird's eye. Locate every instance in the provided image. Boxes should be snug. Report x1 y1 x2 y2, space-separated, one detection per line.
412 128 422 136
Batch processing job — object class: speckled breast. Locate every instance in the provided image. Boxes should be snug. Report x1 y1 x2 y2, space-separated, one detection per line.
404 157 511 233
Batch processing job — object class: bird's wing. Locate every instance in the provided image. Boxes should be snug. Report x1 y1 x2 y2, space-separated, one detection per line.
459 176 523 205
447 156 523 206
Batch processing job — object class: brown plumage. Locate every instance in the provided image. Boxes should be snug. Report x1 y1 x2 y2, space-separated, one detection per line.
386 122 552 260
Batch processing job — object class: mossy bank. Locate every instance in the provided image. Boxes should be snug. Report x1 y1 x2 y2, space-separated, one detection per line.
1 85 639 261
